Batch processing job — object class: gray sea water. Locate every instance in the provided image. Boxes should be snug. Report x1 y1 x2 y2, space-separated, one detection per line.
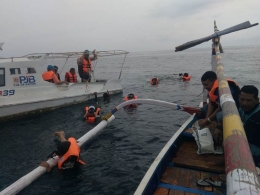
1 45 260 195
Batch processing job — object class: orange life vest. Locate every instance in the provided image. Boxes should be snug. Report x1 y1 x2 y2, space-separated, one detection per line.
57 137 85 169
124 95 138 108
85 106 101 123
208 79 238 103
150 78 159 85
78 57 92 73
42 71 54 83
182 75 191 81
66 72 77 82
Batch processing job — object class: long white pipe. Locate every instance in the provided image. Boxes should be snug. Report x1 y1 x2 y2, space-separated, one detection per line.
116 99 183 110
0 115 115 195
102 99 187 120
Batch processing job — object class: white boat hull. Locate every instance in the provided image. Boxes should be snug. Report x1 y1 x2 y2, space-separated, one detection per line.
0 79 123 121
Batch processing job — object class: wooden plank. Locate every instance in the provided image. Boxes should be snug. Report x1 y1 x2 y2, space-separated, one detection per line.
188 170 201 190
153 187 169 195
177 168 190 188
173 141 225 173
200 172 213 192
169 189 185 195
161 167 181 185
173 157 225 173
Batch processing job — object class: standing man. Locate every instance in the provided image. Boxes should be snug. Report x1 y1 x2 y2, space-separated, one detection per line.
238 85 260 167
65 68 78 83
77 49 97 82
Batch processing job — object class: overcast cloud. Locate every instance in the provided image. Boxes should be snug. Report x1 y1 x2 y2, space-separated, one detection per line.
0 0 259 56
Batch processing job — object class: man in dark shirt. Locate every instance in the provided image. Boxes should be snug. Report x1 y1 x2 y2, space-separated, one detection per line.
238 85 260 167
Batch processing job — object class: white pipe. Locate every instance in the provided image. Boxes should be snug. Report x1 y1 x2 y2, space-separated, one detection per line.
115 99 184 111
0 115 115 195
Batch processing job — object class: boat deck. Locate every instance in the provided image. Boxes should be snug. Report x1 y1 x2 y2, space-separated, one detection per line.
154 140 225 195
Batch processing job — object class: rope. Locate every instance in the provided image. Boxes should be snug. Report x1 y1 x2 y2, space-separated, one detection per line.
118 53 127 79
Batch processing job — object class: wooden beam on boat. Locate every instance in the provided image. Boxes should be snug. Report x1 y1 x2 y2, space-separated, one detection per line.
213 34 260 194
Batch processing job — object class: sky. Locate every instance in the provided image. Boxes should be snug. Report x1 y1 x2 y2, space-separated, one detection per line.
0 0 259 57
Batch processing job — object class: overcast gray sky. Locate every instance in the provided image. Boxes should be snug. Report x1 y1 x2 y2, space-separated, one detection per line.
1 0 259 56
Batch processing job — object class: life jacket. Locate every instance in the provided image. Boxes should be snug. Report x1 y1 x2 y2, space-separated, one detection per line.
182 75 191 81
78 57 92 73
66 72 77 82
124 95 138 108
150 78 159 85
42 71 54 83
85 106 101 123
208 79 239 104
57 137 85 169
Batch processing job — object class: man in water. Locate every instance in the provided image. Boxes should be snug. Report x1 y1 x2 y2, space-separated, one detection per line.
103 91 110 102
238 85 260 167
40 131 85 172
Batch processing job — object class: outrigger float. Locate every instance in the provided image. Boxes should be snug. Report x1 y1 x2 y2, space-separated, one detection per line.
0 50 128 122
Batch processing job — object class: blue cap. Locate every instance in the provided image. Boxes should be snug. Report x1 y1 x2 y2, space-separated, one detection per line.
84 50 90 54
47 65 54 71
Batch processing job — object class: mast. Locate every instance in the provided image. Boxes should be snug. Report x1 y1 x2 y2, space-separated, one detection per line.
212 21 260 195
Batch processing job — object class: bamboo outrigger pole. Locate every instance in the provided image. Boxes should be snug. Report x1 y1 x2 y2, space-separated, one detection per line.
212 21 260 195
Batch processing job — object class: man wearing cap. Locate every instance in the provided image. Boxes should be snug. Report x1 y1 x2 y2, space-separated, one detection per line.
42 65 69 85
77 49 97 82
53 65 61 81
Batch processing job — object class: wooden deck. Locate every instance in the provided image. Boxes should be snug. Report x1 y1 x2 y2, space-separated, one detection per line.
173 141 225 174
154 140 225 195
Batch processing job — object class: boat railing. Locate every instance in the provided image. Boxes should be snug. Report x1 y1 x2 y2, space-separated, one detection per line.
0 50 129 61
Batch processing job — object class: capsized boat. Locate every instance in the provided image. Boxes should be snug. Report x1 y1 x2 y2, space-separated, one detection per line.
134 21 260 195
0 50 128 121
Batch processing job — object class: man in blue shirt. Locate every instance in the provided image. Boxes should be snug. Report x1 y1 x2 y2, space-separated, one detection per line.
238 85 260 167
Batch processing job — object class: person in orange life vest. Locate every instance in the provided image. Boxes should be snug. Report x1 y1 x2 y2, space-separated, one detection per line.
124 93 138 109
84 106 101 123
198 71 240 127
42 65 69 85
150 77 159 85
182 73 191 81
77 49 97 82
39 131 85 172
53 65 60 81
65 68 78 83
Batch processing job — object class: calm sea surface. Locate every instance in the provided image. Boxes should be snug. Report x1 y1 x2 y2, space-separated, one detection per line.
1 45 260 195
